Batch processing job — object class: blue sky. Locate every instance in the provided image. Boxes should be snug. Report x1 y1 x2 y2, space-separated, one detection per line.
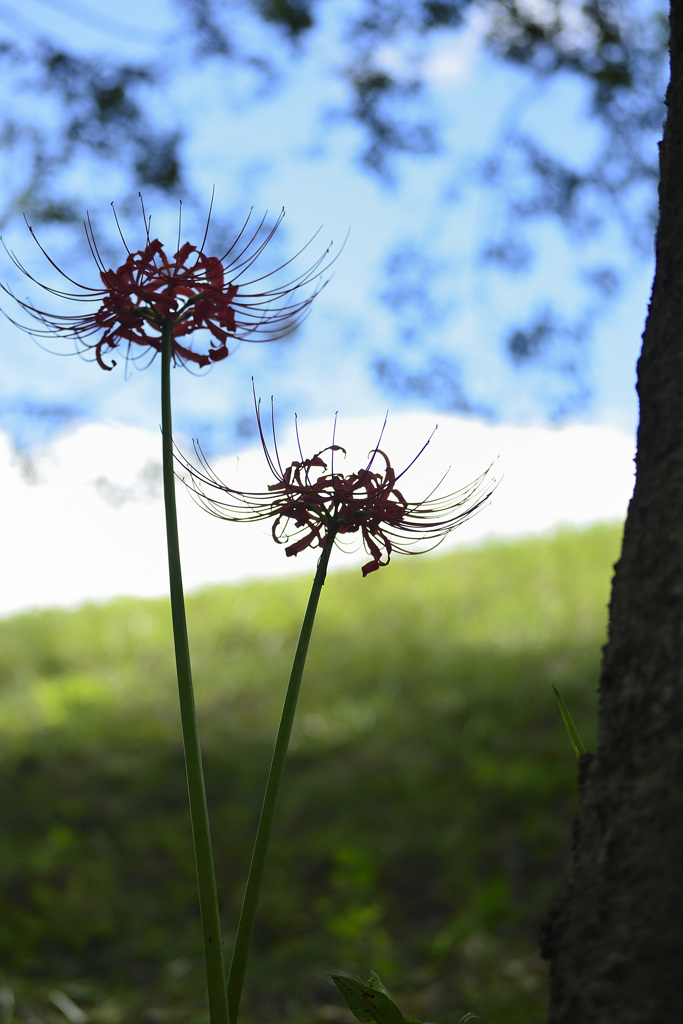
0 0 663 455
0 0 663 614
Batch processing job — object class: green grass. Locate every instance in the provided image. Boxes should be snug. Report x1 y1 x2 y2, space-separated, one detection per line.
0 523 621 1024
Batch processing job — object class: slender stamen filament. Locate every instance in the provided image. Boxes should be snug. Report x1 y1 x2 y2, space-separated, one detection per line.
175 386 496 577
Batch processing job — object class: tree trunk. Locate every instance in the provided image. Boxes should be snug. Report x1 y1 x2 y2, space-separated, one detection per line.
540 6 683 1020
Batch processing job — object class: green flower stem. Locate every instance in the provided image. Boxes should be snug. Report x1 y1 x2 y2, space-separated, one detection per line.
227 530 336 1024
160 326 229 1024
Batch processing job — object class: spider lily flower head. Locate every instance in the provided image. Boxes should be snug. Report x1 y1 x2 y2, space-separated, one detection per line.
2 195 334 371
175 390 496 577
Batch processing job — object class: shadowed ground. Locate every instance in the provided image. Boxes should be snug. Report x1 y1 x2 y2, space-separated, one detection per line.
0 524 620 1024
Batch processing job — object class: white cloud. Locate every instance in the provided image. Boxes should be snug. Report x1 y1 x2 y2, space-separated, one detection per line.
368 8 486 93
0 414 634 618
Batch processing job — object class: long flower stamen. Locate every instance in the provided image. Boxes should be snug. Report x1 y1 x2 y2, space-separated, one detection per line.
2 198 336 372
176 386 496 577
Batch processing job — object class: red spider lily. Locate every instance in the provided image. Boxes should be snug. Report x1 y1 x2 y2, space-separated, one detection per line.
175 391 495 576
2 196 333 371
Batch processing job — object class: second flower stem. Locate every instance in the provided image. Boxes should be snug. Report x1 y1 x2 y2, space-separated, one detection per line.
161 327 229 1024
227 530 336 1024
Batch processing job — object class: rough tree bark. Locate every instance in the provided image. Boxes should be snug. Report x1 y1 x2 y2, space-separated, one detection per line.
540 4 683 1020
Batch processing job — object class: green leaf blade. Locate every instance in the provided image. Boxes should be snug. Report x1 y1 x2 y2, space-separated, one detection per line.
329 975 406 1024
552 684 587 760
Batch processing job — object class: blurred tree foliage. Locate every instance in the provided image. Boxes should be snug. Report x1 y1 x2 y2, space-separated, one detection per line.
0 0 668 408
5 1 665 222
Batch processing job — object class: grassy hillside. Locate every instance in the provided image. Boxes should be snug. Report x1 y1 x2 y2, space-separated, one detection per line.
0 523 622 1024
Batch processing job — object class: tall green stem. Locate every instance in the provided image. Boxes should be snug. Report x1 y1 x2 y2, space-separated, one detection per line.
227 531 336 1024
160 326 229 1024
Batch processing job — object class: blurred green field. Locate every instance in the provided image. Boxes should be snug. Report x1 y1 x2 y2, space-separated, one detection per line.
0 523 621 1024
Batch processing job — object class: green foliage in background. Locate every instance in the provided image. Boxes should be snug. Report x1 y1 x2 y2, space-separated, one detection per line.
0 524 620 1024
